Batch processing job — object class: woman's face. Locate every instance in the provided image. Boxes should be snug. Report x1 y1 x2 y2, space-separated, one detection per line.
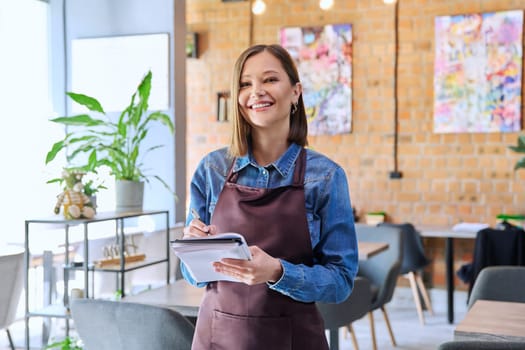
238 51 301 132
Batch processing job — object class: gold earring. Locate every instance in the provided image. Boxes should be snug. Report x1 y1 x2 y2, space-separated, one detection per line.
291 102 298 114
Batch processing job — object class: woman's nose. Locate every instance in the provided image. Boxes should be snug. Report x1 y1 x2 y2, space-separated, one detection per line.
250 85 265 97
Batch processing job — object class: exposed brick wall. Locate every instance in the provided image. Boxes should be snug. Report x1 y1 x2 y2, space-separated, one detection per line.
186 0 525 289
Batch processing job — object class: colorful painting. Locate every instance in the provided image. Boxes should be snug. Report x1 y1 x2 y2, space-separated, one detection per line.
433 10 523 133
280 24 352 135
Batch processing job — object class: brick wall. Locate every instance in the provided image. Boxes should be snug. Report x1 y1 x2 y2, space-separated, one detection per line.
186 0 525 289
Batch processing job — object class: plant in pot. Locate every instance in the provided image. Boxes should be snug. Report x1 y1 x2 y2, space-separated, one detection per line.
45 336 83 350
504 136 525 227
509 134 525 170
45 70 174 212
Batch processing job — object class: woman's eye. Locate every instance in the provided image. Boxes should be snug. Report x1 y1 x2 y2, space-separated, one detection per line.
265 77 278 83
239 82 251 88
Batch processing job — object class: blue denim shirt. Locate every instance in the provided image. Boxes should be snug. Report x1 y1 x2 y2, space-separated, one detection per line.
181 143 358 303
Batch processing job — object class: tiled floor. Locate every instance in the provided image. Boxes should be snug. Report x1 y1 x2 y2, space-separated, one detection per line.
1 286 467 350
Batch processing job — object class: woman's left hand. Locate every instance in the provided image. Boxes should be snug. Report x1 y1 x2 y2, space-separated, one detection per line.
212 246 283 285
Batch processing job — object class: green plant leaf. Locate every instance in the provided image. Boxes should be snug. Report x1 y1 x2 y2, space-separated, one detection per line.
46 140 66 164
152 174 178 198
46 178 63 184
146 111 175 134
67 92 105 114
514 157 525 170
50 114 106 127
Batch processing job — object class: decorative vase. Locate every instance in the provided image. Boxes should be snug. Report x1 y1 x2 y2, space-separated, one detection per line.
115 180 144 212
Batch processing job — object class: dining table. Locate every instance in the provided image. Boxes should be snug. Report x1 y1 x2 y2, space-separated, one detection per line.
418 225 478 324
454 300 525 342
123 241 389 318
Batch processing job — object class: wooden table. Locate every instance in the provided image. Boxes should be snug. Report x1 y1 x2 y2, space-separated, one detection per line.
358 241 388 260
418 225 477 324
455 300 525 342
124 241 388 318
123 279 203 318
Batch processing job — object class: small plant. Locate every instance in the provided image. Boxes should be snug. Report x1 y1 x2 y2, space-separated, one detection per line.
81 172 107 197
45 336 83 350
509 135 525 170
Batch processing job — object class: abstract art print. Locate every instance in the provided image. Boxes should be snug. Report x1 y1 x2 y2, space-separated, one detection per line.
433 10 523 133
280 24 352 135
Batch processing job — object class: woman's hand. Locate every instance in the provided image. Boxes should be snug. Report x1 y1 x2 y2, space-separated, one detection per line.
212 246 283 285
182 218 217 238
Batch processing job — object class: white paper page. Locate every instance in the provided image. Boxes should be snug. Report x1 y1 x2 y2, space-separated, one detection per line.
171 233 251 283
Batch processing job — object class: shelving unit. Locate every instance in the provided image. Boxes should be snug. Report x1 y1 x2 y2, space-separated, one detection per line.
23 210 170 350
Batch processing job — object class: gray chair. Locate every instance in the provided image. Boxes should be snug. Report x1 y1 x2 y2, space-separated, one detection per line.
468 265 525 309
355 224 403 350
438 340 525 349
70 298 195 350
380 222 434 324
317 277 373 350
0 248 24 350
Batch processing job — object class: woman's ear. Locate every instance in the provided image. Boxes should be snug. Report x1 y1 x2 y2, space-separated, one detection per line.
292 82 303 103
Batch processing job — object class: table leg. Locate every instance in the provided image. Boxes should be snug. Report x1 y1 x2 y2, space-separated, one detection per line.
445 237 454 324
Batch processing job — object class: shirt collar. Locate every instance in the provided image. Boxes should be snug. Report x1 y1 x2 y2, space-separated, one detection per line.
232 143 303 178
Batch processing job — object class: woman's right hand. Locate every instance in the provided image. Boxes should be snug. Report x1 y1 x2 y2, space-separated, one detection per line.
182 218 217 238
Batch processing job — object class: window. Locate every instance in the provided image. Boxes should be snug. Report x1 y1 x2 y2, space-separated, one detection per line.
0 0 64 245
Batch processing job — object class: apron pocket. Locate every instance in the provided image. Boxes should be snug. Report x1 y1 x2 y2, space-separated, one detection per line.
211 309 292 350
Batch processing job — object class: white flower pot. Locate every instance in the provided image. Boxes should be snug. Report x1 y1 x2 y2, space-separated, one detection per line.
115 180 144 212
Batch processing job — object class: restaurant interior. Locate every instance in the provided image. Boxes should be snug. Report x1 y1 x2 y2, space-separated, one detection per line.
1 0 525 349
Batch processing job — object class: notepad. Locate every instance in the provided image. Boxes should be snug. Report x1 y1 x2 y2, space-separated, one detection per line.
170 233 251 283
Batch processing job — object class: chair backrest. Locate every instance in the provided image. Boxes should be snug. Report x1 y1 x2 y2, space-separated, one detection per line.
468 265 525 309
70 299 195 350
317 276 373 329
379 222 430 274
355 224 403 309
467 225 525 297
0 249 24 329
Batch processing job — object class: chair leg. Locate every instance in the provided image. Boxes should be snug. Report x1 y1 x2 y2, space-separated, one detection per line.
6 328 15 350
415 272 434 315
406 271 425 325
368 312 377 350
381 305 397 346
346 324 359 350
328 329 340 350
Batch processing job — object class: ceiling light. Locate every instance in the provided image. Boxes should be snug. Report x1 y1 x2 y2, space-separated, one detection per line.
252 0 266 15
383 0 397 3
319 0 334 10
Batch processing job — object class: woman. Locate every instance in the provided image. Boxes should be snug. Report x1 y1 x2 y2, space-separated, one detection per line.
182 44 358 350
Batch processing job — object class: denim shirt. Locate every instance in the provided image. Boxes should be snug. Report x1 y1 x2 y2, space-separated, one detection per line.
181 143 358 303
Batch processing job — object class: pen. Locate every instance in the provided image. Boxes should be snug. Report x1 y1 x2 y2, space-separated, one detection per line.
191 208 200 220
191 208 210 234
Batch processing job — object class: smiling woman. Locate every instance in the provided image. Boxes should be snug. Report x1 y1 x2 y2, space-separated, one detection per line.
0 0 64 245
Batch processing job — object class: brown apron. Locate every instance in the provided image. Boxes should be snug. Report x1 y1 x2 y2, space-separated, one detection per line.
191 149 328 350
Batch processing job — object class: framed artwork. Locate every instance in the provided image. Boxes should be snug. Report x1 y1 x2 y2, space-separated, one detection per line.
280 24 352 135
433 10 523 133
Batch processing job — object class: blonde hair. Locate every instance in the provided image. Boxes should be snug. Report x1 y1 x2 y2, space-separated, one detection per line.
228 44 308 157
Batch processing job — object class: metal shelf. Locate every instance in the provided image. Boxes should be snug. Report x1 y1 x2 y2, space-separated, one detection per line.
24 210 171 350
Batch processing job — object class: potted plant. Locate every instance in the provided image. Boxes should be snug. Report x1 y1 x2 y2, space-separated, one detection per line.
45 336 83 350
509 134 525 170
45 70 174 212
